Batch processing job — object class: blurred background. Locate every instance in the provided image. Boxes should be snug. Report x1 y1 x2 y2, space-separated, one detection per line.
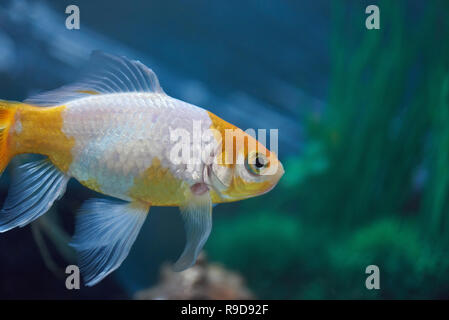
1 0 449 299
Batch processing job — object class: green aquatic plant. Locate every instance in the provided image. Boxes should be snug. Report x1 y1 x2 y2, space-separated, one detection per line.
328 218 449 299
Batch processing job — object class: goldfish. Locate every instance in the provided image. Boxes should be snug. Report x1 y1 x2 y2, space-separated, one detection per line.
0 52 284 286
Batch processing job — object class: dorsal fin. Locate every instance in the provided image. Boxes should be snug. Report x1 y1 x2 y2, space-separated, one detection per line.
25 51 164 106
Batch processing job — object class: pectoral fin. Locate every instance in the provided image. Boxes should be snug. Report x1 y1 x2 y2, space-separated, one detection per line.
70 198 149 286
173 192 212 271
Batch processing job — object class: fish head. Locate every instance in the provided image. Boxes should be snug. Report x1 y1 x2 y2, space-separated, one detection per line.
208 128 284 202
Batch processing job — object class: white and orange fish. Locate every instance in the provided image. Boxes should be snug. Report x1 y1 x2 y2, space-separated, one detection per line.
0 52 284 285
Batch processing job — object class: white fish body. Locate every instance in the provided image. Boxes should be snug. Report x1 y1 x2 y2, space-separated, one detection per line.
64 92 212 202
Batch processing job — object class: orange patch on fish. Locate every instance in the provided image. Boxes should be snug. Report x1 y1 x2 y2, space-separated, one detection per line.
207 110 242 167
12 104 75 172
0 104 16 173
128 157 188 206
222 175 273 200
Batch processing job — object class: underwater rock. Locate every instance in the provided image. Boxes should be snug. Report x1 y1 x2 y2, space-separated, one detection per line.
134 252 254 300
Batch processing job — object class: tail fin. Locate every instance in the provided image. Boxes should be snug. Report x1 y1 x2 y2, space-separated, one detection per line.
0 100 17 175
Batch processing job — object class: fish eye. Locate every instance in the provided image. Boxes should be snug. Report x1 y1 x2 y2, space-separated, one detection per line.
255 156 265 168
245 152 269 175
